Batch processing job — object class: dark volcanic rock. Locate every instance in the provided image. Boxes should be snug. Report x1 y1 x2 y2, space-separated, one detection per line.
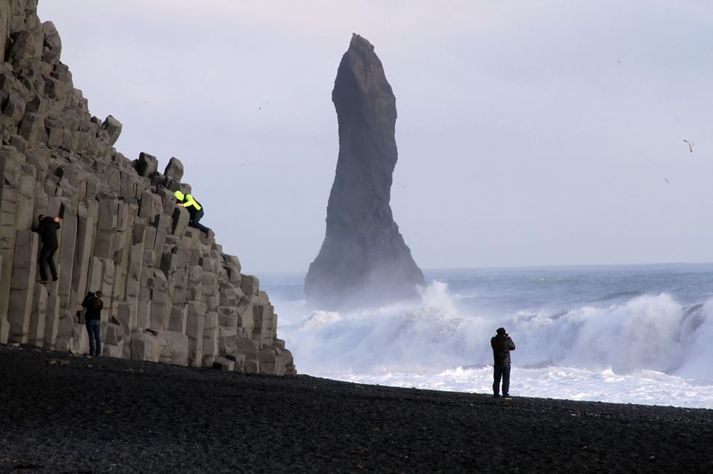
305 34 425 309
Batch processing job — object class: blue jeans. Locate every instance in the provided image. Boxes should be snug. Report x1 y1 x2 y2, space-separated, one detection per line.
493 365 511 396
86 320 101 356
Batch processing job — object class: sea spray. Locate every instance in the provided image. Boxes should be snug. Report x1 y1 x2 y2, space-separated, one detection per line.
674 298 713 380
286 281 489 373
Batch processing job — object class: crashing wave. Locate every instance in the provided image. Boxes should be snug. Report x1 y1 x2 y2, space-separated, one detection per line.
280 281 713 382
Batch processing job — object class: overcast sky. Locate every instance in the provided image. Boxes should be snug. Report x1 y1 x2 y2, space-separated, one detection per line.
39 1 713 274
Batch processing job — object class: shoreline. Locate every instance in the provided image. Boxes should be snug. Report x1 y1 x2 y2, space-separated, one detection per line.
1 343 712 472
308 365 713 411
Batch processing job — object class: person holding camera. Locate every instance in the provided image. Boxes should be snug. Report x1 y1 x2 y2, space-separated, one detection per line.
491 327 516 398
82 291 104 356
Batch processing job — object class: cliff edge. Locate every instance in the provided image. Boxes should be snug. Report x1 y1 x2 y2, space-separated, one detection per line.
0 0 295 374
305 34 424 309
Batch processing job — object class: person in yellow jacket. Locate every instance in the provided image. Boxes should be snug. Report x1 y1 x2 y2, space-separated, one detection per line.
174 190 211 234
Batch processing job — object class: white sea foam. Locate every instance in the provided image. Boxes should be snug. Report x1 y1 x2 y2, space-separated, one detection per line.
270 268 713 409
330 366 713 409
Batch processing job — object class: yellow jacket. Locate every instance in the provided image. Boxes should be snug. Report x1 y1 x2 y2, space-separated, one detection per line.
174 191 202 211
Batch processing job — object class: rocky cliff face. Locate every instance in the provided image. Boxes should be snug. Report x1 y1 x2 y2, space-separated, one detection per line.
305 34 424 309
0 0 295 375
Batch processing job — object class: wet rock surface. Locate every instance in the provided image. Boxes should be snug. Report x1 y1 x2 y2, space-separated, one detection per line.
1 344 712 473
0 0 294 375
305 34 424 309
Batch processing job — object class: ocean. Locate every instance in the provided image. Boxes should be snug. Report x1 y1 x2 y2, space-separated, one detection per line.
261 263 713 409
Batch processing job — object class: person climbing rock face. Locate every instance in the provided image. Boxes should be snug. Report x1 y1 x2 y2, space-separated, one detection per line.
33 214 62 283
174 190 210 234
491 327 516 399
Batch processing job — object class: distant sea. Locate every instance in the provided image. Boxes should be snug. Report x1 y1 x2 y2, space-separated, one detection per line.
261 263 713 409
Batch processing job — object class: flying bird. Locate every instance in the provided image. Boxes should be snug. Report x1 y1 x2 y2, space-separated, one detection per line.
683 139 694 152
664 178 669 184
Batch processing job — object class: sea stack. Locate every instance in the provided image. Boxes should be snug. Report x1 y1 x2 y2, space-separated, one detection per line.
305 34 425 309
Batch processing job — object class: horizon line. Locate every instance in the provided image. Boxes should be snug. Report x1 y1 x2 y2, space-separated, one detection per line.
253 259 713 277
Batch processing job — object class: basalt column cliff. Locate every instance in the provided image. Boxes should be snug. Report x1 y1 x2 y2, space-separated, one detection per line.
0 1 294 374
305 34 425 309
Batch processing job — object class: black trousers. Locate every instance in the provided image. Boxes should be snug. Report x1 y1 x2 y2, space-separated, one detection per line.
189 209 210 234
493 364 511 396
38 246 58 281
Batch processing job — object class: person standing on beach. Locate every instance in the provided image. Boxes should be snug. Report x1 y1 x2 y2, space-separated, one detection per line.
491 327 516 398
82 291 103 356
33 214 61 283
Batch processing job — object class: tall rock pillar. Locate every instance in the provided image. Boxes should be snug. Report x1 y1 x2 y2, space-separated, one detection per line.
305 34 424 309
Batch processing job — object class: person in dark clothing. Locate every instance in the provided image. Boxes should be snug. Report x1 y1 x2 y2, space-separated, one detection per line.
82 291 103 356
174 190 211 234
491 327 516 398
33 214 61 283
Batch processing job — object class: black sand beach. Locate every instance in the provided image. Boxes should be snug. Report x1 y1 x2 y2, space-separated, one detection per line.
0 344 712 473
